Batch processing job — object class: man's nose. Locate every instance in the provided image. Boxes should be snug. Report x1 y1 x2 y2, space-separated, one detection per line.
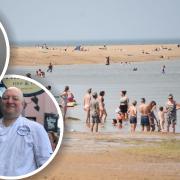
6 97 15 103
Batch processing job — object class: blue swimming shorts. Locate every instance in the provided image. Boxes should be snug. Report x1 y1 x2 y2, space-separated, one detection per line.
91 115 100 123
130 116 137 124
141 116 149 126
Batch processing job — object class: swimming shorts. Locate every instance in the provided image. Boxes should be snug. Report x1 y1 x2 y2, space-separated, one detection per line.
167 118 176 125
119 105 128 113
141 116 150 126
130 116 137 124
91 115 100 123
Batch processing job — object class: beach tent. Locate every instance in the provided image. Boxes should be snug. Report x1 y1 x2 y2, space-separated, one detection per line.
74 45 81 51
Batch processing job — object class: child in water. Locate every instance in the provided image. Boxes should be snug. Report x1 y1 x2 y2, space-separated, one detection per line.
112 110 123 129
158 106 166 132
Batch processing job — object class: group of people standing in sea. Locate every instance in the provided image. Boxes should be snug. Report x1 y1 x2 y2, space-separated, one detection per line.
59 85 180 134
83 88 107 132
82 89 180 133
25 62 54 79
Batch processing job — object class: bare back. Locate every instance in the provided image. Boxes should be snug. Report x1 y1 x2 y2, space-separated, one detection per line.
139 104 150 116
128 105 137 117
83 93 91 110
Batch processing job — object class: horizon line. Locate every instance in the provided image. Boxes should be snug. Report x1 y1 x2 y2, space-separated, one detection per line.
10 38 180 46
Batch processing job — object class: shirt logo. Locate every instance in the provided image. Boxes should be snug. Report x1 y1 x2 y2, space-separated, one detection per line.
17 125 30 136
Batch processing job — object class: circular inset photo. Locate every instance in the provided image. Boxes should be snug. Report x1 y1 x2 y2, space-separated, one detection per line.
0 22 10 81
0 75 64 179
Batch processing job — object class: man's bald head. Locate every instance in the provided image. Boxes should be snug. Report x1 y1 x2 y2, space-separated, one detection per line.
2 87 24 100
1 87 25 121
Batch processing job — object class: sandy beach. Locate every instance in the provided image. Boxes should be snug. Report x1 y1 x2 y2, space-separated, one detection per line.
8 44 180 180
10 44 180 66
3 0 180 178
27 131 180 180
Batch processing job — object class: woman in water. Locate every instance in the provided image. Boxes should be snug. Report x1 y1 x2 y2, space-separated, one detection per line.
60 86 69 121
165 94 180 133
98 91 107 126
119 90 129 120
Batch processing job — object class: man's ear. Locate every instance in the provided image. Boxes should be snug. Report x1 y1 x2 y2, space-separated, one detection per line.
23 101 27 109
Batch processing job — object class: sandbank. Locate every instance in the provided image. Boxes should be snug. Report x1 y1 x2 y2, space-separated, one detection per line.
10 44 180 66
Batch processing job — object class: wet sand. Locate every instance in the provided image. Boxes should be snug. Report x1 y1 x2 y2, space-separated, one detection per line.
10 44 180 66
28 132 180 180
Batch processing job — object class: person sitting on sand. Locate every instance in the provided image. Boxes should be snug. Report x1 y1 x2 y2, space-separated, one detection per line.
128 100 137 133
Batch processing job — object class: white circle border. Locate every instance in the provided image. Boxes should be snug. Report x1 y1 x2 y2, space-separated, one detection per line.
0 74 64 180
0 22 10 81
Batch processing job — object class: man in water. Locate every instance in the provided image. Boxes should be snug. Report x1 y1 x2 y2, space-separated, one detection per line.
47 62 53 72
90 92 100 132
128 100 137 133
139 98 150 132
0 87 52 176
162 65 166 74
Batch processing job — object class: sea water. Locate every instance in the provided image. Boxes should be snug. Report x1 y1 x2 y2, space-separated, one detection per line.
7 59 180 132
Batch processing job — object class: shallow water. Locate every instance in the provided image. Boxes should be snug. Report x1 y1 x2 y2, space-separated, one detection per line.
8 59 180 132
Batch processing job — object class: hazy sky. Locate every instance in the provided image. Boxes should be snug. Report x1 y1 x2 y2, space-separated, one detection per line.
0 0 180 43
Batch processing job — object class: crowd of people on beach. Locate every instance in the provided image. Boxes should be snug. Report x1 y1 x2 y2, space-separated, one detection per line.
59 85 180 133
58 86 180 134
25 62 54 79
36 63 53 77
